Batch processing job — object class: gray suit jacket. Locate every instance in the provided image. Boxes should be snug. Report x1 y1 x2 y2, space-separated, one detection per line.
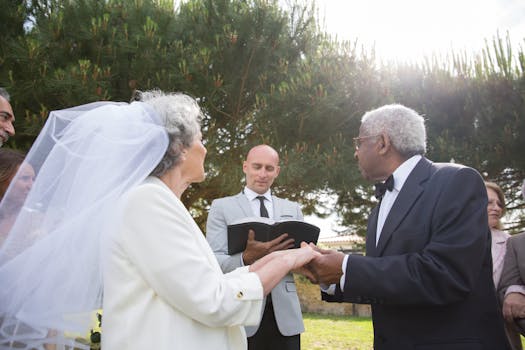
206 192 304 337
499 232 525 338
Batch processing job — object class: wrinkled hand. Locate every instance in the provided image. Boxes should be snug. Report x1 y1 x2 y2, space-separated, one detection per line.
271 242 322 281
304 243 345 285
286 242 323 270
243 230 295 265
502 292 525 323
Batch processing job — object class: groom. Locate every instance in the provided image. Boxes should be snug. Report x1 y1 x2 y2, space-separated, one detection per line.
206 144 304 350
306 104 511 349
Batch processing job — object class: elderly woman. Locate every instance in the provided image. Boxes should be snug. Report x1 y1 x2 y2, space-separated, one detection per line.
0 91 318 350
485 181 511 287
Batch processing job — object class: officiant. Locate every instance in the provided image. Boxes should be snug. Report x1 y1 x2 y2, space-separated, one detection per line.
206 144 305 350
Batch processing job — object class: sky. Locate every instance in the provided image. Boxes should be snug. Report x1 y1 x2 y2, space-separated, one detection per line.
314 0 525 63
307 0 525 237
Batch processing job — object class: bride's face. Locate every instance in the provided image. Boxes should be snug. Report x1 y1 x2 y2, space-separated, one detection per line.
182 132 207 183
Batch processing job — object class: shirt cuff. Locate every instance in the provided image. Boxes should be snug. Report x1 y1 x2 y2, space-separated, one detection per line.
505 285 525 296
320 254 349 295
320 283 336 295
340 255 349 291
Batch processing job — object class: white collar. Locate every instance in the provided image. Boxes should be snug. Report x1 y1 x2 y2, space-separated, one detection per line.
243 186 272 202
391 155 422 192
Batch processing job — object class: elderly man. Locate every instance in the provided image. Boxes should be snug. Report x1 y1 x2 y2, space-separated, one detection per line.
498 179 525 350
207 144 304 350
306 104 510 349
0 88 15 147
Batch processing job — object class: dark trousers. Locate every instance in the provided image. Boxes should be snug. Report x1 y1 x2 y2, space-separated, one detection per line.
247 295 300 350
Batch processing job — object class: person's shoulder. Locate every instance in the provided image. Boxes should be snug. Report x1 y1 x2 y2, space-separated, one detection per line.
123 176 173 204
430 160 482 180
273 195 300 207
508 231 525 244
211 192 243 206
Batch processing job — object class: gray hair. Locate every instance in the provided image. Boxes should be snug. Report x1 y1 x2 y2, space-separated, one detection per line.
361 104 426 158
133 90 203 177
0 88 10 102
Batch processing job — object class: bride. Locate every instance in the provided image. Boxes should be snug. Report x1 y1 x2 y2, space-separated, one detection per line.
0 90 318 350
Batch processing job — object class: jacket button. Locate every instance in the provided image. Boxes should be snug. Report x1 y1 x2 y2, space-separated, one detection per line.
236 291 244 299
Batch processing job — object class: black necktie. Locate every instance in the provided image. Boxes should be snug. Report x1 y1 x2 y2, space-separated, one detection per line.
256 196 269 218
374 174 394 200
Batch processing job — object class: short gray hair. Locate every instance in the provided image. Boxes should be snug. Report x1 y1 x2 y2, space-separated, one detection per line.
361 104 426 158
0 88 10 101
133 90 203 177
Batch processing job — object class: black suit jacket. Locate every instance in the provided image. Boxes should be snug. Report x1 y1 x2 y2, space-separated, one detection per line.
323 157 510 350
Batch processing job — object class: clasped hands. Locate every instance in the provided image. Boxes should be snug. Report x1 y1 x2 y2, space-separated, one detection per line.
243 230 345 285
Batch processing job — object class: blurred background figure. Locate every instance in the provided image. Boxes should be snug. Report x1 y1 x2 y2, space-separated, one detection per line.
485 181 511 287
498 180 525 350
0 148 35 244
0 88 15 147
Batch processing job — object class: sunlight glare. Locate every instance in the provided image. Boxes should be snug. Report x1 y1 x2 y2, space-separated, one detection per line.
318 0 522 62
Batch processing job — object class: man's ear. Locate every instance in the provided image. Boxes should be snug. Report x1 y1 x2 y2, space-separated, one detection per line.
377 133 391 155
242 161 248 175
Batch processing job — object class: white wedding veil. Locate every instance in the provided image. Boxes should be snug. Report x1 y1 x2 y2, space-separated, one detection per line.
0 101 169 349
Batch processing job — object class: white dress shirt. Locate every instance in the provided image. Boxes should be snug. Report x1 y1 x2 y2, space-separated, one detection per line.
336 155 422 292
244 186 274 220
240 187 274 266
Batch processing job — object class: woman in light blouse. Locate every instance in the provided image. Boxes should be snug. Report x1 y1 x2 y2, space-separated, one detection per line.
485 181 510 288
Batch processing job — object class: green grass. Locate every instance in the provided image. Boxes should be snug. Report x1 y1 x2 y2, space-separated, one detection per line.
302 313 373 350
301 313 525 350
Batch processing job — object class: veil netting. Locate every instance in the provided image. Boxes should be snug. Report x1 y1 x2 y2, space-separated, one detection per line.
0 101 169 349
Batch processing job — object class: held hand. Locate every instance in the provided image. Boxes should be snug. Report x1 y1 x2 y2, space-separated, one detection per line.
306 243 345 285
243 230 295 265
279 242 322 279
502 292 525 322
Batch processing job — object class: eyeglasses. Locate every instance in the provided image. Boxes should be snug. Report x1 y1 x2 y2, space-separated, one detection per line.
353 134 382 150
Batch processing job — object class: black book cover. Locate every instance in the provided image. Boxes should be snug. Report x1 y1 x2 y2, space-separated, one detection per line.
227 217 320 255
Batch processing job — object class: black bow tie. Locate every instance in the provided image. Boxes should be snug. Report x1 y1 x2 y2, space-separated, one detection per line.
374 174 394 200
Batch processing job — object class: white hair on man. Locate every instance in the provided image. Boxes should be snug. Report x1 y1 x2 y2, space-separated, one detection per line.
0 88 10 102
361 104 427 158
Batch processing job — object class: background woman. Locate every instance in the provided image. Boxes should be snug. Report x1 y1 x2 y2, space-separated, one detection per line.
485 181 510 287
485 181 523 349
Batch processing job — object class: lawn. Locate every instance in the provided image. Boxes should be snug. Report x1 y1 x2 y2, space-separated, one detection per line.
301 313 525 350
302 313 373 350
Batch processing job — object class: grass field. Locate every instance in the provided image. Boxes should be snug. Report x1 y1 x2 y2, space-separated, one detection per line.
301 313 525 350
302 313 373 350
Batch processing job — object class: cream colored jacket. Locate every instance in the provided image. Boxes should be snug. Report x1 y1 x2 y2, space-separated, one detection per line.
102 177 263 350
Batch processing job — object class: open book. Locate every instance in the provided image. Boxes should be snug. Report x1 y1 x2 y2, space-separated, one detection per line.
227 216 320 255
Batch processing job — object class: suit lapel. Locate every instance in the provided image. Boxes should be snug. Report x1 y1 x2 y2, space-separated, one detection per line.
366 206 380 257
272 195 281 218
234 192 254 217
376 158 432 255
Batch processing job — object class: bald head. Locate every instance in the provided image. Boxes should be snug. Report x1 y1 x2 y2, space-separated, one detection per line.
243 145 280 194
